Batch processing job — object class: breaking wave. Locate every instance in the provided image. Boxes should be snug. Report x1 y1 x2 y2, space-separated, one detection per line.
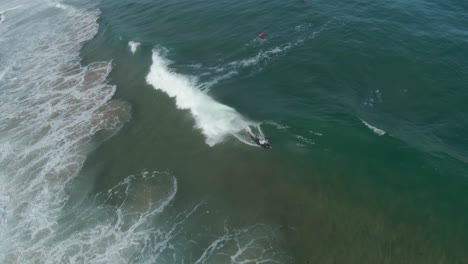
0 1 130 263
146 49 260 146
128 40 141 54
361 120 386 136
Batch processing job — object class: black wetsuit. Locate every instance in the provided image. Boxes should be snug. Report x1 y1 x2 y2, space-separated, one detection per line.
248 133 271 149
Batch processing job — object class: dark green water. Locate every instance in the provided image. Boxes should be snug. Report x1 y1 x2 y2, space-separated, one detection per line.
75 0 468 262
1 0 467 262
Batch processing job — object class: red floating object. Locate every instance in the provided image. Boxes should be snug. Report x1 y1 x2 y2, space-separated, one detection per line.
258 32 265 39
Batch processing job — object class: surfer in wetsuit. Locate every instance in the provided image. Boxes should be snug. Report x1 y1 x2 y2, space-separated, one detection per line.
247 131 271 149
259 137 268 145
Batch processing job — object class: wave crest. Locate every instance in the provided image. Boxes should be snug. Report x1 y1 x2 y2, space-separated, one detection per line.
146 49 258 146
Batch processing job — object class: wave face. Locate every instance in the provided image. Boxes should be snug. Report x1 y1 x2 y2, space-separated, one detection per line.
0 0 130 262
146 49 258 146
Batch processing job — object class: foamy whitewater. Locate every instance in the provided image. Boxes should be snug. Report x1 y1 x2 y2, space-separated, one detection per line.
144 22 331 147
145 22 334 147
0 1 287 263
0 5 22 25
0 1 131 262
128 40 140 54
146 49 259 146
361 120 386 136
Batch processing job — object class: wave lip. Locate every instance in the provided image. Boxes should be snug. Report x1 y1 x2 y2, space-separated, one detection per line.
361 120 386 136
146 49 255 146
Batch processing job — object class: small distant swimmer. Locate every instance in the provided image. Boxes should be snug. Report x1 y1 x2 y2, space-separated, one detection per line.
247 131 271 149
258 32 265 39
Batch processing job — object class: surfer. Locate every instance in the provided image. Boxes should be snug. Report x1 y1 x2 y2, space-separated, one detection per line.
247 131 271 149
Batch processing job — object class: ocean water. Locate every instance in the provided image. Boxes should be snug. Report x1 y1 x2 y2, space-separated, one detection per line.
1 0 467 263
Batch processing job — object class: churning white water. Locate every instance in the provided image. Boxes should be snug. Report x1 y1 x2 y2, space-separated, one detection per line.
0 1 287 263
0 1 131 262
146 49 262 147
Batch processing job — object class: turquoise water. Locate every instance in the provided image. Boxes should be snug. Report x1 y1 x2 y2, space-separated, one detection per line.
1 0 467 263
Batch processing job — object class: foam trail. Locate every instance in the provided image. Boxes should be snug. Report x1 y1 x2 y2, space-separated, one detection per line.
146 49 258 146
196 20 335 91
194 224 289 264
53 170 287 264
43 170 183 263
0 5 22 24
0 5 23 13
198 70 237 90
361 120 386 136
128 40 141 54
0 67 8 80
227 45 292 70
228 20 334 72
54 2 71 10
295 135 315 145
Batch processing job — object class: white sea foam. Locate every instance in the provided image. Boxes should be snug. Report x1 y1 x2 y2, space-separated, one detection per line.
0 4 22 13
361 120 386 136
227 44 293 71
296 135 315 145
364 89 383 108
198 70 237 90
309 131 323 136
0 5 22 24
193 224 288 264
295 23 313 32
44 170 182 264
0 67 8 80
266 121 290 130
146 49 259 146
128 40 141 54
41 170 287 263
148 21 335 146
0 1 288 263
54 3 68 10
203 20 334 86
0 1 130 263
